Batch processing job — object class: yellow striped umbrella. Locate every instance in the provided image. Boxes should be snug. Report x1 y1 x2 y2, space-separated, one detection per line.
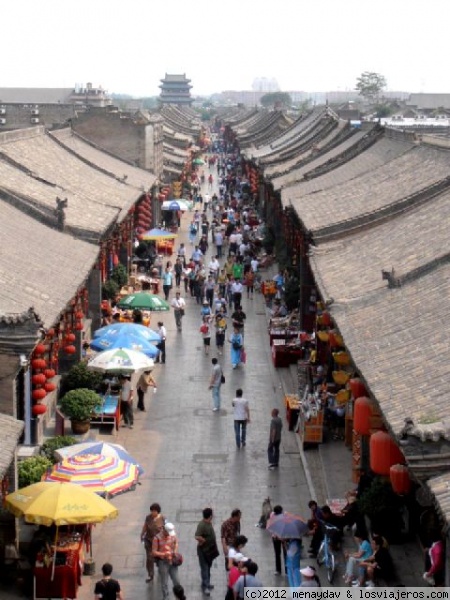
42 454 139 497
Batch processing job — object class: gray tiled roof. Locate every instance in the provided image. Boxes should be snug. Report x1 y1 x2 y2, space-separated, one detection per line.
0 414 24 479
427 474 450 524
0 87 72 104
268 126 364 184
0 127 150 239
0 199 99 327
51 129 156 192
282 138 424 229
309 187 450 441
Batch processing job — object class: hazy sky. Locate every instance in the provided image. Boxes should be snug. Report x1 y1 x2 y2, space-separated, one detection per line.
2 0 449 97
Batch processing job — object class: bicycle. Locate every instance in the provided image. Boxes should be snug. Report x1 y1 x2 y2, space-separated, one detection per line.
317 523 339 583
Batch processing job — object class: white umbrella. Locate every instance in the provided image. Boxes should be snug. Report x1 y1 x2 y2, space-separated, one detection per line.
87 348 154 374
161 199 191 211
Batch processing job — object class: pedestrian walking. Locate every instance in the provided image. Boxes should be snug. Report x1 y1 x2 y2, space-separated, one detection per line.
268 408 283 468
214 311 227 355
229 326 243 369
270 504 287 576
244 270 255 299
155 321 167 364
137 369 157 411
140 503 165 582
195 508 220 596
231 279 243 310
232 389 250 449
152 523 180 600
119 374 134 429
171 291 186 332
204 275 215 308
286 539 302 588
174 258 183 288
208 357 223 411
200 316 212 355
163 268 173 301
221 509 241 570
94 563 123 600
233 561 263 596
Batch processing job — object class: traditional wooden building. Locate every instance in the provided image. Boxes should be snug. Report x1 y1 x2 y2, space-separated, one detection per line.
159 73 193 106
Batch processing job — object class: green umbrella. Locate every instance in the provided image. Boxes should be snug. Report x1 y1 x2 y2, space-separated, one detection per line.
117 292 170 311
193 158 205 165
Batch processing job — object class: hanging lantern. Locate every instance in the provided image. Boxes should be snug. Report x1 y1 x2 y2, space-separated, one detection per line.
31 358 47 370
32 388 47 401
113 254 119 267
75 311 84 320
349 378 367 399
370 431 405 476
44 368 56 380
33 344 46 356
354 397 373 436
32 404 47 416
75 321 84 331
47 328 56 338
65 333 76 343
44 382 57 393
321 312 332 327
328 331 344 348
32 373 47 386
64 345 76 354
390 464 411 495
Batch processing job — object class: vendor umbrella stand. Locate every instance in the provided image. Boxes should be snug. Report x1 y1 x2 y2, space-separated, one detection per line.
5 481 118 581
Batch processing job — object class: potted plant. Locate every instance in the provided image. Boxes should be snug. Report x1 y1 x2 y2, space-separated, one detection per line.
59 388 102 435
61 361 103 395
19 456 53 488
40 435 77 462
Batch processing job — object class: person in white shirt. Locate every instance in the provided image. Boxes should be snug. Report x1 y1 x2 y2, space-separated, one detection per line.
156 321 167 364
232 389 250 449
214 230 224 258
208 257 220 282
251 257 259 273
171 292 186 331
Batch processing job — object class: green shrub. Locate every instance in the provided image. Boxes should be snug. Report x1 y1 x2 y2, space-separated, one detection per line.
102 279 119 300
40 436 77 462
62 361 103 394
60 388 102 421
110 264 128 288
19 456 53 488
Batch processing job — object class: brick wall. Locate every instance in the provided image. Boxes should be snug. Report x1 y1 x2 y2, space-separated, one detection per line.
73 109 162 174
0 104 76 130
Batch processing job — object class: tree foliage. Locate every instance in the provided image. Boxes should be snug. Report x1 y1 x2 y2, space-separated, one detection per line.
260 92 292 108
355 72 387 101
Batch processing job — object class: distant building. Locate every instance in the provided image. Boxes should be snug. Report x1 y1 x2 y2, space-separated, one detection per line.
0 83 112 131
252 77 280 92
159 74 193 106
407 93 450 111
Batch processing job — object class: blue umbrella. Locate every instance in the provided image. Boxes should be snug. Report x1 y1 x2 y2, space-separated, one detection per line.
93 322 160 343
54 442 144 476
90 332 159 358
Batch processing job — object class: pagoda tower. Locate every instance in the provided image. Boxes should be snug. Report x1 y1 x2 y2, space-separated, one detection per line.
159 73 193 106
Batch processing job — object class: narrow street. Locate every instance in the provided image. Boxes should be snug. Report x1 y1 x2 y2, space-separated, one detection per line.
76 173 312 600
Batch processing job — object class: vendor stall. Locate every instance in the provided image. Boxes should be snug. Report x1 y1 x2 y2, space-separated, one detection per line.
33 530 85 600
297 391 324 448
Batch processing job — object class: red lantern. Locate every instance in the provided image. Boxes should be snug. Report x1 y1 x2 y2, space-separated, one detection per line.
32 404 47 416
47 328 56 338
44 382 56 393
75 311 84 320
64 345 76 354
32 388 47 401
370 431 405 476
65 333 76 343
353 397 373 436
44 368 56 379
75 321 84 331
321 312 332 327
32 374 47 386
31 358 47 370
113 254 119 267
33 343 46 356
390 464 411 495
349 378 367 399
